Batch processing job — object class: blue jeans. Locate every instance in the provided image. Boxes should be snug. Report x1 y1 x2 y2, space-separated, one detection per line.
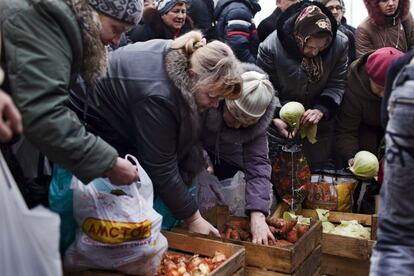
370 78 414 275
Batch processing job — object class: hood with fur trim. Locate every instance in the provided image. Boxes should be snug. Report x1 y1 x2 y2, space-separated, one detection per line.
64 0 107 85
363 0 411 26
203 63 279 145
165 47 204 184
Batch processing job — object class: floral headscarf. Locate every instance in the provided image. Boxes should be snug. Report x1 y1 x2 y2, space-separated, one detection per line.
294 5 332 83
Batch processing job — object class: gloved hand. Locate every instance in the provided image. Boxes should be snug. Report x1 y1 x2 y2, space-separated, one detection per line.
251 211 275 245
186 210 221 237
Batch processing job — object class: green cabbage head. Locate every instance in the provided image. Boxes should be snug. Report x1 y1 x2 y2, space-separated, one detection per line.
279 101 305 128
349 151 379 179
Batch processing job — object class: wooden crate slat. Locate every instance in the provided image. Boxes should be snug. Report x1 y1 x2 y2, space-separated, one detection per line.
290 245 321 276
300 209 372 225
291 221 322 269
321 253 371 276
162 231 245 276
371 215 378 240
322 233 370 259
245 245 321 276
163 231 241 258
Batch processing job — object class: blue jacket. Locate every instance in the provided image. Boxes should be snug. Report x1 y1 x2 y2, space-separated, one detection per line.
215 0 260 63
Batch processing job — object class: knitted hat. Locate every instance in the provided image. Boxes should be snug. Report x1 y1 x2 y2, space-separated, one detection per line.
88 0 143 25
365 47 404 86
225 71 274 125
154 0 191 15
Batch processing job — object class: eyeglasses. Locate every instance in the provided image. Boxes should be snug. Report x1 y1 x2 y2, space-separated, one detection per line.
327 5 343 11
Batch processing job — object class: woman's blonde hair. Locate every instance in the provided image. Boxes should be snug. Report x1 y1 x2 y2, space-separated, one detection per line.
171 31 242 100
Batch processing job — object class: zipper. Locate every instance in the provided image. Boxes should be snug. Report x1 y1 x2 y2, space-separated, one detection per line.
388 97 414 114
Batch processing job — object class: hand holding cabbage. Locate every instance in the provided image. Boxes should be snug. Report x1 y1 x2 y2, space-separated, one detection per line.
275 102 319 144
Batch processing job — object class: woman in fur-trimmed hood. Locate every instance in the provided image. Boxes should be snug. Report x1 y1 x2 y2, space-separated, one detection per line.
129 0 194 42
0 0 142 189
69 31 242 234
355 0 414 57
200 63 279 245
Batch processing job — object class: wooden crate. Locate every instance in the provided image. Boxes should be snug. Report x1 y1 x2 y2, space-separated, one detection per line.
163 231 245 276
298 209 377 276
175 207 322 275
65 231 245 276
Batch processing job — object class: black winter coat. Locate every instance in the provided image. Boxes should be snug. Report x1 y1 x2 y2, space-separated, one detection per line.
257 1 348 170
339 17 357 63
215 0 261 63
257 8 282 43
257 1 348 119
187 0 217 40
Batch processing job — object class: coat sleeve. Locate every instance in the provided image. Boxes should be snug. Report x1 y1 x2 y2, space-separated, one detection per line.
334 84 362 166
134 96 198 220
3 11 118 183
403 15 414 50
243 132 272 216
355 25 374 58
223 7 257 63
314 35 348 120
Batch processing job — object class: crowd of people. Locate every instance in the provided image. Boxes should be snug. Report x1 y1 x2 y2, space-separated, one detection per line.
1 0 414 274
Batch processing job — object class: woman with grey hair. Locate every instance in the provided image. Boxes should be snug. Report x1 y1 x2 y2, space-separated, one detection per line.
201 63 278 245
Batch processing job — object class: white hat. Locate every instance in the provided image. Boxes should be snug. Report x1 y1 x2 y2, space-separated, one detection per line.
225 71 274 125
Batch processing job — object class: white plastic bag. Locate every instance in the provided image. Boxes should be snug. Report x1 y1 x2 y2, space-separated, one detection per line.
64 155 167 275
0 152 62 276
220 171 246 216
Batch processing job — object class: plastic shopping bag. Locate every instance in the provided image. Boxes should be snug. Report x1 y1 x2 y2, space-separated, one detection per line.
64 155 167 275
271 143 311 211
193 169 226 214
220 171 246 216
0 152 62 276
49 164 77 253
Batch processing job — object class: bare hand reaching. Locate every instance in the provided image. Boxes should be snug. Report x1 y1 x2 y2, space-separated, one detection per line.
300 109 323 125
104 157 139 185
251 211 275 245
186 210 221 237
273 118 290 138
0 90 22 142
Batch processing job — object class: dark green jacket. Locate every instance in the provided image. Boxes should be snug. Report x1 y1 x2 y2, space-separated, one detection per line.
1 0 117 182
335 52 383 167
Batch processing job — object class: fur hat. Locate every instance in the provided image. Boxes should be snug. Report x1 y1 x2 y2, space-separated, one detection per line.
88 0 143 25
365 47 404 86
225 71 274 125
154 0 191 15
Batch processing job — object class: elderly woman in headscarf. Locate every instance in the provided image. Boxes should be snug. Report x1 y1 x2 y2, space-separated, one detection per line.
128 0 194 42
257 1 348 170
200 63 278 245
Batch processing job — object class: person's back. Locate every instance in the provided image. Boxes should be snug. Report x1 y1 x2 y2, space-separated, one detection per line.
215 0 261 63
334 48 403 168
1 0 142 213
257 0 299 43
370 59 414 276
187 0 217 40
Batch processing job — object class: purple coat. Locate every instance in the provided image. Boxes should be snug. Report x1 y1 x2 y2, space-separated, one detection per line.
201 93 278 216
